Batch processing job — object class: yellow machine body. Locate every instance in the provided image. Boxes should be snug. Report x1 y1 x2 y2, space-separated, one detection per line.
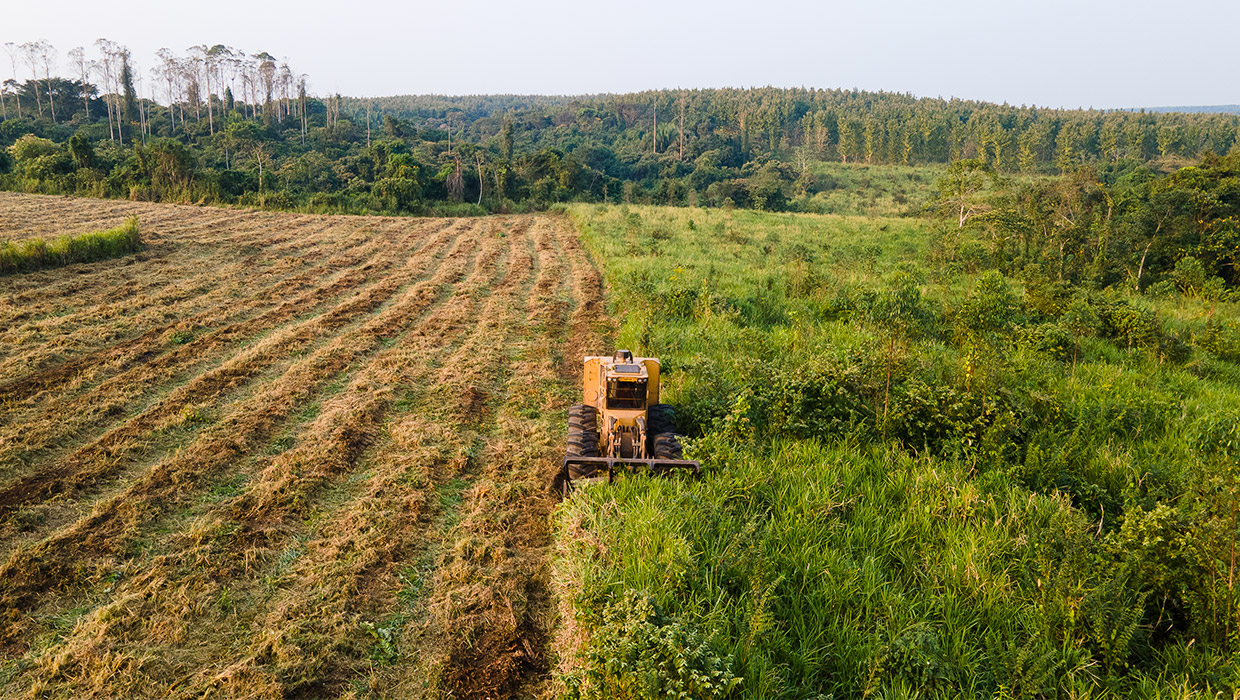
583 354 661 459
557 350 699 494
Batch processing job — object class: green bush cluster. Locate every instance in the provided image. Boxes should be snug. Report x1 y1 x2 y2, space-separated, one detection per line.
0 217 141 274
565 592 742 700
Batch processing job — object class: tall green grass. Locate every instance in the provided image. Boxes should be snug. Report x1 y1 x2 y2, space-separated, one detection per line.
0 217 142 274
554 204 1240 699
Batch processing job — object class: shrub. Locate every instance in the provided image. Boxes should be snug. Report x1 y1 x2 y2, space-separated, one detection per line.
959 270 1022 335
1031 322 1074 361
762 369 872 440
887 380 1013 457
567 592 742 700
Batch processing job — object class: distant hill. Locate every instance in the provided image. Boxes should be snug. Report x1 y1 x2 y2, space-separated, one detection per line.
1144 105 1240 114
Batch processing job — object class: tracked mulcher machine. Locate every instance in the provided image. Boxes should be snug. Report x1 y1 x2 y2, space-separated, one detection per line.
556 350 700 494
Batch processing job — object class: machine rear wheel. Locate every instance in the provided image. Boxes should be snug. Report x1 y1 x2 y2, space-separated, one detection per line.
567 404 601 480
651 432 683 460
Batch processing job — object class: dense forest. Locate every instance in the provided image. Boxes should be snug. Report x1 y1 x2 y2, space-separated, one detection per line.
2 40 1239 289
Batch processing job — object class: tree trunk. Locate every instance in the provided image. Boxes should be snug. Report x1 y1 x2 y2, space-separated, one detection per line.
1136 239 1154 290
45 77 56 122
652 105 657 154
678 95 685 161
477 153 484 206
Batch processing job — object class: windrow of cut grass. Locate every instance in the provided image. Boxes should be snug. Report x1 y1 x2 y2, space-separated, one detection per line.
0 217 142 275
553 204 1240 700
0 221 466 561
6 218 515 698
419 218 594 700
0 193 598 699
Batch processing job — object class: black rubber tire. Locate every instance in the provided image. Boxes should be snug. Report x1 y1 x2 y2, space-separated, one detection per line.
567 405 601 460
566 434 600 458
647 403 676 436
651 432 684 460
568 404 598 432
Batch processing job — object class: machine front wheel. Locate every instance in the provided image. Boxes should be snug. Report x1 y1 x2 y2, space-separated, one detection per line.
651 432 684 460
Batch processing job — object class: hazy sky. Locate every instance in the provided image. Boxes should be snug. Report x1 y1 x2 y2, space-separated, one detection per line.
3 0 1236 109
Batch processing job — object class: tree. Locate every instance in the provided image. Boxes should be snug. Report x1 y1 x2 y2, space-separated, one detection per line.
95 39 125 143
446 157 464 202
837 119 857 163
37 41 57 122
865 264 930 424
935 158 993 228
67 46 91 120
120 52 137 143
68 132 95 169
19 42 44 119
500 117 514 161
3 43 20 118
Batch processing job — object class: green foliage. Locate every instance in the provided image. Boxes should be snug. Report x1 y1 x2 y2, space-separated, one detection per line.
0 217 141 274
557 203 1240 699
959 271 1021 335
566 592 742 700
8 77 1240 226
8 133 58 161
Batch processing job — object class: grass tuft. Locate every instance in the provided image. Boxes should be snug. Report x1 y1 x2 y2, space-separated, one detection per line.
0 216 142 274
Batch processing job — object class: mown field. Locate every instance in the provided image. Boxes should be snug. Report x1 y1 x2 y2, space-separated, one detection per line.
0 192 610 699
554 204 1240 699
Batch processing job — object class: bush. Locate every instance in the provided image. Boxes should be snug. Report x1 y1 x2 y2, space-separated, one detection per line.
1031 322 1074 361
762 369 872 440
567 592 742 700
959 270 1022 335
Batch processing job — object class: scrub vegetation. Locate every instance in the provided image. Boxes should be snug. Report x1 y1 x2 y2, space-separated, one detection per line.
553 203 1239 699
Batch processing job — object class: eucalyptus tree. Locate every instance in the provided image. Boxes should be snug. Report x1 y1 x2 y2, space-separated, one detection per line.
36 41 57 122
19 42 45 119
93 39 123 142
2 43 19 118
67 47 91 120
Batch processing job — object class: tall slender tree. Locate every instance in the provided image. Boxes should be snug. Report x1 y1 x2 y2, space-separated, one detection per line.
120 51 137 143
1 42 17 118
19 42 44 118
37 41 57 122
68 46 91 120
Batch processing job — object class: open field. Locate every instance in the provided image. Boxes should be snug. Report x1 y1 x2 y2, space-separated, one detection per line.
0 192 609 699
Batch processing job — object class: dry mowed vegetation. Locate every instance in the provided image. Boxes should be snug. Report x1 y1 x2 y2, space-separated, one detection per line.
0 192 608 699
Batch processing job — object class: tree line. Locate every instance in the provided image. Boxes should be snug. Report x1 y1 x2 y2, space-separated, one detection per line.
2 44 1239 271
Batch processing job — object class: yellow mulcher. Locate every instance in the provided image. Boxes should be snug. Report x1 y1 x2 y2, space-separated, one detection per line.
556 350 700 495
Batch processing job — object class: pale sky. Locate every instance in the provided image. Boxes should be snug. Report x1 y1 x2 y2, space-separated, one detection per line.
3 0 1236 109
